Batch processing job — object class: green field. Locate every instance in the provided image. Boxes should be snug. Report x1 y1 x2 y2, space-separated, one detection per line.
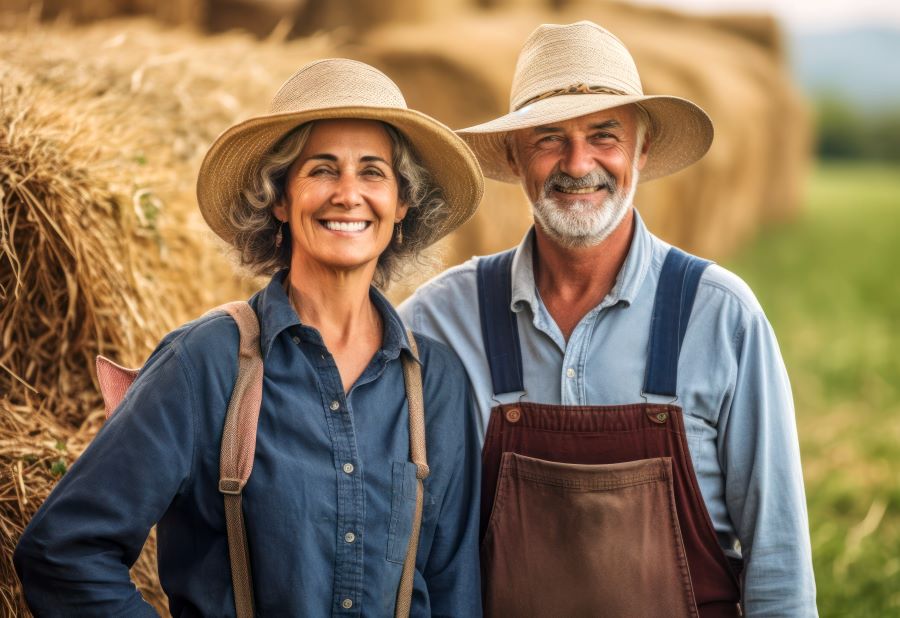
726 162 900 615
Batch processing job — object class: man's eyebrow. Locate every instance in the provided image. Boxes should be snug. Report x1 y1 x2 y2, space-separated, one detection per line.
589 120 622 130
533 125 562 134
532 119 623 135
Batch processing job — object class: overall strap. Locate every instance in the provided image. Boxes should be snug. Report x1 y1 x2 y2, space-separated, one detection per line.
476 250 524 396
643 247 712 398
396 330 430 618
214 301 263 618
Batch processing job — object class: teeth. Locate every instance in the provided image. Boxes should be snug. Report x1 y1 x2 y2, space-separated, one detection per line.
556 186 601 194
323 220 368 232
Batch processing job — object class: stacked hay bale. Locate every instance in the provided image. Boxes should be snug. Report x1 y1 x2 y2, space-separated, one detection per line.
0 19 334 615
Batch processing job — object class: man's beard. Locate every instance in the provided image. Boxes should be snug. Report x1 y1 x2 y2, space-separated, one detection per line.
531 159 640 249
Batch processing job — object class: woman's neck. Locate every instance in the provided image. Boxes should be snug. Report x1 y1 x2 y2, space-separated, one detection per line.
285 258 383 392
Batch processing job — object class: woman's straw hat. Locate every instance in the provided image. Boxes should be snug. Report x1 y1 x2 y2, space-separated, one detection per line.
198 58 484 245
457 21 714 183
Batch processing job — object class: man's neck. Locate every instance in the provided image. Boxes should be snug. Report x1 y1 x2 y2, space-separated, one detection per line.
533 208 635 341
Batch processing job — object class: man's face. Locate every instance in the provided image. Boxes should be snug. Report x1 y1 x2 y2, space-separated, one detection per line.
508 105 649 248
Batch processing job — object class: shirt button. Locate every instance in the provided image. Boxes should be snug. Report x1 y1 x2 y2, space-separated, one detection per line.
344 531 356 543
329 400 340 411
566 367 576 378
341 598 353 609
342 462 354 474
291 335 301 345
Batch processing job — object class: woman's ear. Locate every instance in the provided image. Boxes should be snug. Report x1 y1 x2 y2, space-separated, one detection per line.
395 201 410 222
273 201 288 223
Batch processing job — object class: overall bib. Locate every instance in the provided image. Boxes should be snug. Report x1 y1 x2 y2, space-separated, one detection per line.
477 247 742 618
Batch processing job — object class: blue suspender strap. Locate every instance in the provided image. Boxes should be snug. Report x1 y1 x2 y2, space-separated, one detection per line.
643 247 713 398
476 250 525 396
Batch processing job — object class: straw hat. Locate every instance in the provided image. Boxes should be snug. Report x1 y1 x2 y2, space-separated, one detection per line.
198 58 484 245
458 21 714 184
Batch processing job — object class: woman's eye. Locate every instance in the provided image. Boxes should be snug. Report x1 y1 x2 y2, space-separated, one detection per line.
362 167 386 178
310 167 336 176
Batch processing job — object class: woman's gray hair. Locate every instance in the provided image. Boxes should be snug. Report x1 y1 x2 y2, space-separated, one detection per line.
228 120 449 288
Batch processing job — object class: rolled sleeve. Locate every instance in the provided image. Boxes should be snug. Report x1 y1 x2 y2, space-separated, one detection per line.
720 312 817 616
14 342 196 617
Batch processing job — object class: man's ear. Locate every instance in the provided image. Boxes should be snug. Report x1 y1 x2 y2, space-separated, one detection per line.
637 132 651 172
506 135 521 177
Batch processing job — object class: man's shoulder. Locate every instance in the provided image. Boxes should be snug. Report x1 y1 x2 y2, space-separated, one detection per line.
399 257 480 321
697 263 765 317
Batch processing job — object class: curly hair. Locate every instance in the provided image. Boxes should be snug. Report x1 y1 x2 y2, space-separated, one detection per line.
227 120 449 288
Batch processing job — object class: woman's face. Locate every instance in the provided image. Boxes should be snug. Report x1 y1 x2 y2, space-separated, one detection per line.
273 119 407 277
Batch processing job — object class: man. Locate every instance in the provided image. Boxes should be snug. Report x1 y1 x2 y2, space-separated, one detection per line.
399 20 816 617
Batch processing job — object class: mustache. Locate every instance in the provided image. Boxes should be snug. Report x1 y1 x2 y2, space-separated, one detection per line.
543 169 617 195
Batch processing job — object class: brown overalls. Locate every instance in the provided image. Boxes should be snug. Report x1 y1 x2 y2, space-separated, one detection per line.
476 247 742 617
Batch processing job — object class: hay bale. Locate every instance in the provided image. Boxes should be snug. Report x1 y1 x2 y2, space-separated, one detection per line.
0 18 336 614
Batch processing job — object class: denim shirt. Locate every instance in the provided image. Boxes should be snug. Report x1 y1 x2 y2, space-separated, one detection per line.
399 211 817 617
15 271 481 617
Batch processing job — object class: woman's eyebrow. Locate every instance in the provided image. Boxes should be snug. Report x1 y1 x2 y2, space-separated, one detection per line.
361 155 389 164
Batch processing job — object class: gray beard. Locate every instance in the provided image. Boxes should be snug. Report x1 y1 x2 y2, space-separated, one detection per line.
532 171 638 249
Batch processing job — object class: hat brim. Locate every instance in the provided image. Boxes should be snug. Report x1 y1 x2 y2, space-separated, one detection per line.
457 93 713 183
198 106 484 246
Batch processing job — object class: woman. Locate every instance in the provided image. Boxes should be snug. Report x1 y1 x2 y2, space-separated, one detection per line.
15 59 484 617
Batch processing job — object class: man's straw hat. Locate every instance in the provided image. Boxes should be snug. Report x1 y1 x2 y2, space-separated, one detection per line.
458 21 714 184
198 58 484 245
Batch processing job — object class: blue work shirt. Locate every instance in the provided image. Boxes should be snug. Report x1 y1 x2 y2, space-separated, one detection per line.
399 211 817 617
15 271 481 617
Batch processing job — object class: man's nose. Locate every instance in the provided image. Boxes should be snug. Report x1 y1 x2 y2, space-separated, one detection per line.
559 138 595 179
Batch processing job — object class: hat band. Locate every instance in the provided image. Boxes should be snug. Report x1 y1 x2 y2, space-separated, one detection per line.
515 83 628 111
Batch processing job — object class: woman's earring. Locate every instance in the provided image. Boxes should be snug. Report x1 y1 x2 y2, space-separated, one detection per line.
275 221 285 248
395 222 403 245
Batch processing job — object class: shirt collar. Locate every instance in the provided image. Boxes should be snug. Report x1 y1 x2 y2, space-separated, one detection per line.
252 270 414 361
509 208 654 311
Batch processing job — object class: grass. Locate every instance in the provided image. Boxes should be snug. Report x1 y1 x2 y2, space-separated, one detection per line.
726 161 900 616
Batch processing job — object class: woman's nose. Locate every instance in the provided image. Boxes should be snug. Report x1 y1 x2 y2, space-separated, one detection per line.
330 172 363 209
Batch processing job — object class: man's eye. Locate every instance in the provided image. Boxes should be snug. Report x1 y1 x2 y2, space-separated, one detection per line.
536 135 563 146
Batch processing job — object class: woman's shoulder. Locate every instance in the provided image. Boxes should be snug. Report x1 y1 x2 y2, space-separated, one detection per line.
408 331 471 407
409 331 465 376
145 309 242 378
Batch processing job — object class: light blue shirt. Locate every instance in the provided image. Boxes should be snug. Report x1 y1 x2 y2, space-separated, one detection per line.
399 211 817 617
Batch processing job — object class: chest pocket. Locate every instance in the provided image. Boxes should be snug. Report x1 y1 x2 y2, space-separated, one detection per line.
386 461 436 563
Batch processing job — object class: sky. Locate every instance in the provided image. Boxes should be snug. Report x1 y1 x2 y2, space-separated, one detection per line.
628 0 900 32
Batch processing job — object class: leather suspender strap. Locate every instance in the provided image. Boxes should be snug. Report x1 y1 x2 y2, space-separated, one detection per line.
215 301 264 618
476 250 525 396
395 329 430 618
643 247 712 398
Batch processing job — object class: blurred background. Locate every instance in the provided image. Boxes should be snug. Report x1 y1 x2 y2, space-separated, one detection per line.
1 0 898 615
